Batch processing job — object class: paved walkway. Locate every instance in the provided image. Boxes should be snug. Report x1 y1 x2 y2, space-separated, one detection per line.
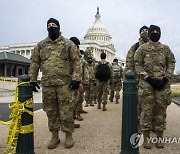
0 91 180 154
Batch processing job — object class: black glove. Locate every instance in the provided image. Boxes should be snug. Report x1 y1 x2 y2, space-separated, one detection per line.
145 76 159 89
69 80 81 90
157 77 168 90
30 82 40 92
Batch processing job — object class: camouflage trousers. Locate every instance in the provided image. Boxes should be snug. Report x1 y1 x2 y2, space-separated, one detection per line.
138 80 171 131
109 81 122 100
75 90 84 112
97 80 109 104
42 85 76 133
93 83 97 101
85 81 95 102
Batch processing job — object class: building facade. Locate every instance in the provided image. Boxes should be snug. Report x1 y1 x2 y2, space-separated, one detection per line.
0 51 31 77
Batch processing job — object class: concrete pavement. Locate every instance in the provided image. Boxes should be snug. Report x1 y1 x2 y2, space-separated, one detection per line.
0 90 180 154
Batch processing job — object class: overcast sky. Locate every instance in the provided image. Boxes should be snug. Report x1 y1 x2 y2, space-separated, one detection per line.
0 0 180 72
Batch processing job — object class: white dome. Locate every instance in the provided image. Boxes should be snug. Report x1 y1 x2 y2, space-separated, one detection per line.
84 7 112 43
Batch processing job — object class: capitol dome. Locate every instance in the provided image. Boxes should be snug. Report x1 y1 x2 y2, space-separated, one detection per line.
79 7 122 63
84 7 112 43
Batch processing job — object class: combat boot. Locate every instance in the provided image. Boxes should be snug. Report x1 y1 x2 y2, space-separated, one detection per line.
90 101 94 106
79 109 88 114
97 103 101 109
115 99 119 104
84 101 89 107
48 130 60 149
156 131 164 149
109 97 113 102
74 123 80 128
143 130 151 149
64 132 74 149
76 112 83 121
102 104 107 111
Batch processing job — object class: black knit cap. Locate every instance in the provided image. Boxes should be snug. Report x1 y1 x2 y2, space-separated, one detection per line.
100 52 106 59
113 58 118 62
70 37 80 46
148 25 161 36
139 25 148 34
47 18 60 30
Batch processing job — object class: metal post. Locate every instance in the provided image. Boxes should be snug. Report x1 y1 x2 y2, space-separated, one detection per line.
120 70 139 154
16 74 34 154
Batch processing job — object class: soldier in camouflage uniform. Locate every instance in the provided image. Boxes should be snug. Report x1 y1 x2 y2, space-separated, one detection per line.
69 37 88 122
84 57 96 107
124 25 149 75
109 58 123 104
134 25 176 149
29 18 82 149
95 52 112 111
77 50 89 114
93 58 98 104
124 25 149 129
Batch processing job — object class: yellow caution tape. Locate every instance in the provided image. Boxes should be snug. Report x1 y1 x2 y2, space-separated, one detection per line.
1 82 34 154
0 121 10 125
0 78 18 83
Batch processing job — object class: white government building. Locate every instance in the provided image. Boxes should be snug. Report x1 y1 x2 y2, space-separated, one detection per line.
0 7 125 68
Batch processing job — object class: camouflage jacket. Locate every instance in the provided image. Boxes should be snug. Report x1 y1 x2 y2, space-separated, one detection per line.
134 42 176 80
29 35 82 86
124 38 147 75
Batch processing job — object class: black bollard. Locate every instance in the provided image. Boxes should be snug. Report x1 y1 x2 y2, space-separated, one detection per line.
16 74 34 154
120 70 139 154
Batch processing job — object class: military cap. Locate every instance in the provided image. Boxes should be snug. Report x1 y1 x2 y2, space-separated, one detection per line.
148 25 161 36
47 18 60 30
139 25 148 34
70 37 80 47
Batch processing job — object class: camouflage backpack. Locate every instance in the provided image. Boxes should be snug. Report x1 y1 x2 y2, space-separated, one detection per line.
112 65 121 82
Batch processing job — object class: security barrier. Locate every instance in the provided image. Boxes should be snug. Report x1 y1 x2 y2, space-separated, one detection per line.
0 75 34 154
0 78 18 83
120 70 139 154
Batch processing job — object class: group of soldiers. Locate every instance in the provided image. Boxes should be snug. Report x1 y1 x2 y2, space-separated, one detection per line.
28 17 175 151
125 25 175 149
69 37 123 119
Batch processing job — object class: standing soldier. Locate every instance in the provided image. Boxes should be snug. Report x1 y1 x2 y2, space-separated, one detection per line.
29 18 82 149
78 49 89 114
124 25 149 130
69 37 86 122
124 25 149 75
93 58 98 104
95 52 112 111
84 57 96 107
134 25 176 149
109 58 123 104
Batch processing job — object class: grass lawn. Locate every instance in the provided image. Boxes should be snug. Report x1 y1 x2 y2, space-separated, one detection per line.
171 83 180 97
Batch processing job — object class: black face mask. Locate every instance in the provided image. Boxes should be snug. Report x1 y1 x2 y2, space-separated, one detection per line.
88 60 92 64
48 27 59 41
150 33 160 42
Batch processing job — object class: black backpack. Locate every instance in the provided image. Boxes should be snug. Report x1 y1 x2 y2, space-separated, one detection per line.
95 62 111 81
